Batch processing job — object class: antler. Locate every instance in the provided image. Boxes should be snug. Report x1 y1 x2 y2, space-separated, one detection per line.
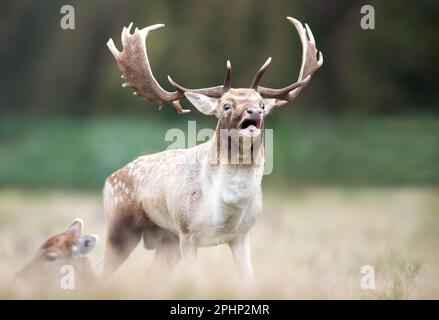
107 23 233 113
107 23 190 113
252 17 323 104
168 60 232 98
107 18 322 113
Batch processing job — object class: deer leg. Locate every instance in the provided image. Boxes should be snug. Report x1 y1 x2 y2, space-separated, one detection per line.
179 234 198 277
155 241 181 268
146 241 181 281
144 223 181 276
100 212 144 282
229 233 255 285
180 234 198 261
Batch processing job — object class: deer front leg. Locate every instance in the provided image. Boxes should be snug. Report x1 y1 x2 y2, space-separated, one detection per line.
229 233 255 285
179 234 198 276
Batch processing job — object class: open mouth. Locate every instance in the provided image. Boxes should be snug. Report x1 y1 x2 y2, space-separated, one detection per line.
239 119 261 131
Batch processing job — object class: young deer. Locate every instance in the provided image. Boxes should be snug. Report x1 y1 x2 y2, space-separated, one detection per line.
103 17 322 283
16 219 99 288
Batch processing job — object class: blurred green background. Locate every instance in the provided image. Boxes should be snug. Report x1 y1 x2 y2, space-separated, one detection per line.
1 0 438 190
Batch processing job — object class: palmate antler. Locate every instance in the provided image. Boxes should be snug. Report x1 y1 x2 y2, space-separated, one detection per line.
107 24 185 112
107 17 322 113
107 23 231 113
250 17 323 107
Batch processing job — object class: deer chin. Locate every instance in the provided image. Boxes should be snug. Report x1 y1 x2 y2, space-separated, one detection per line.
239 118 262 137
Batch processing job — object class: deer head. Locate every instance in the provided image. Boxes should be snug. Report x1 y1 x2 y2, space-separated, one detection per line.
107 17 323 118
16 218 98 286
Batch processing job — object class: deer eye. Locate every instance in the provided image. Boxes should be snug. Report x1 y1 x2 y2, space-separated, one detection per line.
45 252 58 262
223 103 232 111
261 104 265 110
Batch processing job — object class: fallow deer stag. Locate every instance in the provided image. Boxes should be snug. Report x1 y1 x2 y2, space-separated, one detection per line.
103 17 322 283
16 219 99 288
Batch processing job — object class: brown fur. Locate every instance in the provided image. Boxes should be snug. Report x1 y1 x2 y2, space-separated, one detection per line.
16 223 98 288
100 89 266 281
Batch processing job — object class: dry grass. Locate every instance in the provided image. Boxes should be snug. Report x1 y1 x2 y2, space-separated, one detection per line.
0 188 438 299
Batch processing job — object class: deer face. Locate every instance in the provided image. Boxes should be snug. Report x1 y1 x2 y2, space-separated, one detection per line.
185 89 276 138
16 219 98 283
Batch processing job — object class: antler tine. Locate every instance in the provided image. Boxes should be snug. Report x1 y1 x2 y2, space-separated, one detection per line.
107 23 190 113
250 57 272 89
256 17 323 102
167 77 225 98
223 60 232 91
284 18 323 101
167 60 232 98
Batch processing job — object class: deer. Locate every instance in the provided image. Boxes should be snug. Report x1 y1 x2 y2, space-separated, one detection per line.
102 17 322 284
16 218 99 289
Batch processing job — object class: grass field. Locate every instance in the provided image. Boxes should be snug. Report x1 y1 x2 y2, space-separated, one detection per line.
0 188 438 299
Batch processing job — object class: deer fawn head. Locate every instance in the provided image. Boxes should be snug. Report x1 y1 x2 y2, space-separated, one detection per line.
16 218 98 285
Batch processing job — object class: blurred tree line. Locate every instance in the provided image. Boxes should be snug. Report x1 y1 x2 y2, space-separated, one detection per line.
1 0 438 117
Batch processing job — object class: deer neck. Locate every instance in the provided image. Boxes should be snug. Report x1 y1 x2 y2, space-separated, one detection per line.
207 122 265 166
202 123 264 208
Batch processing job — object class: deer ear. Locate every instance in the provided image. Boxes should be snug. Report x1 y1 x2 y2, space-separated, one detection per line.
65 218 83 240
184 92 219 117
73 234 99 255
262 98 290 115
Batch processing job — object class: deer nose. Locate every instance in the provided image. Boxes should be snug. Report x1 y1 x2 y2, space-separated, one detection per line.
246 108 262 116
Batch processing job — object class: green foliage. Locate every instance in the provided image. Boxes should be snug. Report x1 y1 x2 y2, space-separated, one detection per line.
0 114 437 190
265 113 439 186
2 1 438 115
2 1 438 189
